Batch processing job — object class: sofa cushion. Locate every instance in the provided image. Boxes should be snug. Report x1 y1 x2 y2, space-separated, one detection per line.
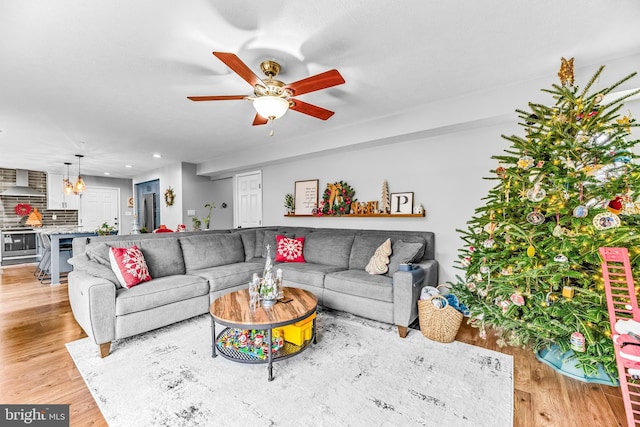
386 240 424 276
276 262 345 288
365 238 392 275
190 261 264 293
109 246 152 289
138 238 186 278
275 235 306 262
349 235 391 270
68 253 121 288
85 242 111 266
303 231 355 268
325 270 393 302
236 229 257 261
115 274 209 316
180 233 245 271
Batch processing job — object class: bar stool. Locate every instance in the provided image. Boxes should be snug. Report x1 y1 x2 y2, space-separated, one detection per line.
37 233 72 285
34 233 51 280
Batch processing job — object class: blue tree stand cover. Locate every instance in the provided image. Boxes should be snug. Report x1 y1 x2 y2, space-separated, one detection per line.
536 344 618 386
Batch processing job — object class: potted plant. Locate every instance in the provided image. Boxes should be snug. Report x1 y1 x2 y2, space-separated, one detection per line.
284 193 295 215
96 222 116 236
192 216 201 231
203 202 216 229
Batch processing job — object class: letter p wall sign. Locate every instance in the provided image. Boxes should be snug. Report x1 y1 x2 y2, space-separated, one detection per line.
390 192 414 214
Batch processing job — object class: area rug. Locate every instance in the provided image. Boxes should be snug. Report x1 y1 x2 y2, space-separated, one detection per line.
66 310 513 426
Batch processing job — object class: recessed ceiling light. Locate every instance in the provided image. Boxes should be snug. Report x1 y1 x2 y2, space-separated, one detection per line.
103 172 110 176
153 153 162 158
125 164 133 168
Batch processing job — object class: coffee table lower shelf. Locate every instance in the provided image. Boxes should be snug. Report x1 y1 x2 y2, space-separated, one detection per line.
215 327 313 363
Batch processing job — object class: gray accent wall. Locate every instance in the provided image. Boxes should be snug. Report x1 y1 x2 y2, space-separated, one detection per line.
256 121 514 283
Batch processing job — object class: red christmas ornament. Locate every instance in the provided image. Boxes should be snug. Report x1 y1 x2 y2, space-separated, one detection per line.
607 197 623 214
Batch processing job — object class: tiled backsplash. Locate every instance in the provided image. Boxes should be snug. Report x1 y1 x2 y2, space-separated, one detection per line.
0 168 79 228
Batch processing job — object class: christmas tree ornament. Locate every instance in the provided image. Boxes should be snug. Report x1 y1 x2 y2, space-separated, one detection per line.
527 186 546 202
558 57 574 86
552 225 564 237
573 205 588 218
500 266 514 276
526 211 545 225
510 293 525 306
607 196 623 214
460 256 472 267
480 265 490 274
484 222 497 234
527 245 536 257
474 227 483 235
466 282 476 291
593 93 604 104
477 287 488 297
517 155 534 169
562 286 574 299
496 166 506 178
554 254 568 263
546 292 559 306
500 300 511 314
468 245 476 253
617 114 632 133
570 332 586 353
593 212 621 230
483 238 495 249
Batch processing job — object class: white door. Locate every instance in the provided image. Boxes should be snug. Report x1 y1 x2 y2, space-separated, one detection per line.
79 187 120 233
235 171 262 229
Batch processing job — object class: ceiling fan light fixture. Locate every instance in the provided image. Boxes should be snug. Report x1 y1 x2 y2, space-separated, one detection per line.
252 96 289 120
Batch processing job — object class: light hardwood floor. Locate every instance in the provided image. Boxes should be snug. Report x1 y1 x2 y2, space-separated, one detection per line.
0 264 627 426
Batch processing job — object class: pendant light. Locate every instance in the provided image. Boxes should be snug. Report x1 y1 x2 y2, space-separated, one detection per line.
63 162 74 195
74 154 86 194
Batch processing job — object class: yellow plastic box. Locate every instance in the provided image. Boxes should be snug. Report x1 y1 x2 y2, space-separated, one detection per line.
275 312 316 346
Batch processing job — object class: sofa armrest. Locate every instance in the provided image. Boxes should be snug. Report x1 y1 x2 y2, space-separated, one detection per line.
392 260 438 328
68 270 117 345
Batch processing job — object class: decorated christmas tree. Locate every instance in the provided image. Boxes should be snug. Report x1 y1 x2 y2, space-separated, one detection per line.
454 58 640 379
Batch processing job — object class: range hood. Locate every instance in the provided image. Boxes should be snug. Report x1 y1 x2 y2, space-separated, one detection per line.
0 169 45 197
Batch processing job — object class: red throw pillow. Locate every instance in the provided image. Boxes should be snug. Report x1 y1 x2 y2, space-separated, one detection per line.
275 235 306 263
109 245 152 288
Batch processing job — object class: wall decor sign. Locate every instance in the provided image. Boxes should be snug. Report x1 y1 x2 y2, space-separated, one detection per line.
294 179 319 215
390 192 414 214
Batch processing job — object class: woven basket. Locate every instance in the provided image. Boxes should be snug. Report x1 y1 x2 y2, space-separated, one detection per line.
418 295 463 343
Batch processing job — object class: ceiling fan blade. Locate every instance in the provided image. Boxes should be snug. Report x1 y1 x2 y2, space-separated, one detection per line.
212 52 264 88
285 69 345 96
252 114 269 126
289 99 335 120
187 95 246 101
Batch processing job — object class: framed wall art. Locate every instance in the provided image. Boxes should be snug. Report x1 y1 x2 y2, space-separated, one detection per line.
390 192 414 214
294 179 319 215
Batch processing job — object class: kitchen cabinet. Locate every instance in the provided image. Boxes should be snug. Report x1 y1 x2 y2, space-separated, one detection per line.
47 173 79 210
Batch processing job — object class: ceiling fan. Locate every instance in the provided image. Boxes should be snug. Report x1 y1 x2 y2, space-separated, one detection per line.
188 52 345 126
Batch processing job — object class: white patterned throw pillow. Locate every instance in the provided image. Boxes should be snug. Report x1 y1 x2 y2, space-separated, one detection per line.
365 238 392 275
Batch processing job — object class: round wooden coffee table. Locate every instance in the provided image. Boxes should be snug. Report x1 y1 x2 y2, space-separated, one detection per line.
210 286 318 381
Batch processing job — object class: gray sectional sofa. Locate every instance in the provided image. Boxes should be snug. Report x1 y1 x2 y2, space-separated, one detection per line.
68 226 437 357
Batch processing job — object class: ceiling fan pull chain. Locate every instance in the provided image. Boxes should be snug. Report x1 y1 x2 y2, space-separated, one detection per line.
269 119 275 137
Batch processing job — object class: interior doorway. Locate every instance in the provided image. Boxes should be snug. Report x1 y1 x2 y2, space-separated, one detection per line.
135 179 160 232
79 187 120 233
235 170 262 229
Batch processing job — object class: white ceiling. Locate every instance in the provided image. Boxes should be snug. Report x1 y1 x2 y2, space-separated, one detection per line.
1 0 639 179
